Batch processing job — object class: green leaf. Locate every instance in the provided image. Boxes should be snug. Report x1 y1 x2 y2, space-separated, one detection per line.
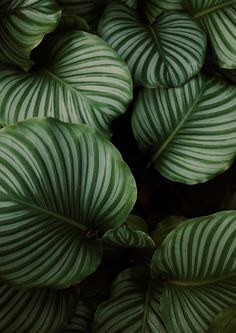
102 224 155 249
62 300 92 333
56 15 89 32
0 30 132 137
152 211 236 333
154 1 236 68
0 118 137 288
221 69 236 84
57 0 108 31
208 307 236 333
151 0 184 11
98 1 206 87
185 0 236 69
93 267 167 332
0 283 75 333
0 0 61 71
126 214 149 233
152 216 186 246
132 73 236 184
140 0 163 24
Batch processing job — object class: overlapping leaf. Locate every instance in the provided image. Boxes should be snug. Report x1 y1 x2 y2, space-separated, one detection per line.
185 0 236 69
98 1 206 87
208 307 236 333
0 0 61 71
62 299 92 333
57 0 108 30
156 0 236 68
93 267 167 333
152 211 236 333
102 224 155 249
0 118 137 288
132 73 236 184
0 283 75 333
0 30 132 137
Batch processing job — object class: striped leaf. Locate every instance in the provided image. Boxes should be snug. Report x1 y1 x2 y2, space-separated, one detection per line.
102 224 155 249
98 1 206 87
152 216 186 246
208 307 236 333
0 30 132 137
0 118 137 288
132 73 236 184
0 0 61 71
0 283 75 333
149 1 236 68
151 211 236 333
93 267 167 333
140 0 163 24
62 300 92 333
185 0 236 69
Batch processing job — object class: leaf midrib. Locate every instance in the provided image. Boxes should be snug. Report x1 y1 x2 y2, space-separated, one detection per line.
43 69 103 109
192 0 236 19
168 274 235 287
151 82 206 165
0 194 88 232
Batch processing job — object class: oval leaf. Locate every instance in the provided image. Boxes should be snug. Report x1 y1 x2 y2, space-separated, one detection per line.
152 211 236 333
98 1 206 87
0 0 61 71
0 118 137 288
132 73 236 184
0 283 75 333
0 30 132 137
93 267 167 333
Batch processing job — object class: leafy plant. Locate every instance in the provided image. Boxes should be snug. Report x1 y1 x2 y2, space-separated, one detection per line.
0 0 235 332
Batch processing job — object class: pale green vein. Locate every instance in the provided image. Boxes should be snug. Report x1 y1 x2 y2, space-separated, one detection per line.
167 274 236 287
192 0 236 19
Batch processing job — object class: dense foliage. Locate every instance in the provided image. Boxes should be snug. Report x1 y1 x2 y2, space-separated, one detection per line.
0 0 236 332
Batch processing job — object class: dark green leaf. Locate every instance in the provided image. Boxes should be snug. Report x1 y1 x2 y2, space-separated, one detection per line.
0 0 61 70
98 1 206 87
0 118 137 288
132 73 236 184
0 283 75 333
0 31 132 137
152 211 236 333
93 267 167 332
